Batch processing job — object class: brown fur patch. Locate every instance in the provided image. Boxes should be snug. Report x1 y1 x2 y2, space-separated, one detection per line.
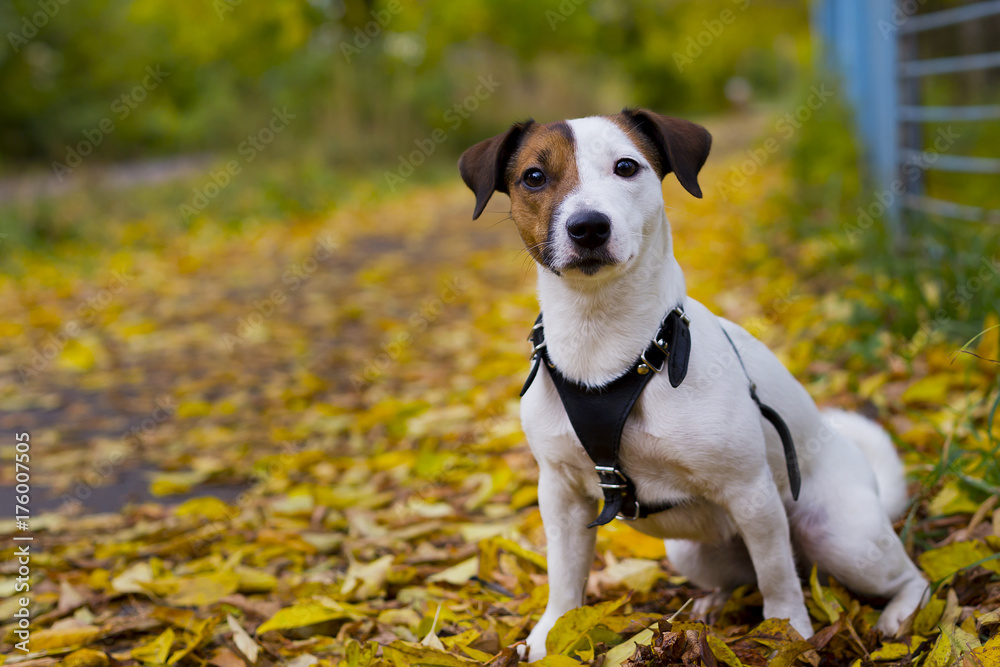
607 113 665 177
507 121 579 267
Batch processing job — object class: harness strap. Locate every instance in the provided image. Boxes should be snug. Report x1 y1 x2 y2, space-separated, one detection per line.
718 326 801 500
520 310 802 529
522 308 692 527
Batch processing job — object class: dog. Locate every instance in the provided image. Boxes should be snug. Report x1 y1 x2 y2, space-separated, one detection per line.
458 109 928 661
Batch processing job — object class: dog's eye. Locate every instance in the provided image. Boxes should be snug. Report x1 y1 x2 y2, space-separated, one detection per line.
522 168 546 188
614 158 639 178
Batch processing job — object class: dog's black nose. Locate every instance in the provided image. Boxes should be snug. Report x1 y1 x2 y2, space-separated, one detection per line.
566 211 611 250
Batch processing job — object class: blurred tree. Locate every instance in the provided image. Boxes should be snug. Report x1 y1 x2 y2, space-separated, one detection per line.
0 0 809 167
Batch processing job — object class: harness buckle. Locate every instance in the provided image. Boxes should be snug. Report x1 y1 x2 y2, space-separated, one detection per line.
594 465 628 489
529 341 547 359
672 306 690 326
653 337 669 354
639 348 665 373
616 498 641 521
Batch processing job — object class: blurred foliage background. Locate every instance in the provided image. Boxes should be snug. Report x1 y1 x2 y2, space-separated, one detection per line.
0 0 806 164
0 0 996 342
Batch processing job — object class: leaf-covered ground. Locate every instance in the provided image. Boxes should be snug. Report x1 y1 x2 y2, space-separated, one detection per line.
1 111 999 666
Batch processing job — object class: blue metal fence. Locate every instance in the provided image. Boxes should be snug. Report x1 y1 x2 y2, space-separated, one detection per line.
812 0 1000 235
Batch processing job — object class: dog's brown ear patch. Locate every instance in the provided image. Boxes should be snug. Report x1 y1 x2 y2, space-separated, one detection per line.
458 120 534 219
616 109 712 198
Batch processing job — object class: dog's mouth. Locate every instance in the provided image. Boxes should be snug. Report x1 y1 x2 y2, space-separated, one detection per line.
562 252 617 276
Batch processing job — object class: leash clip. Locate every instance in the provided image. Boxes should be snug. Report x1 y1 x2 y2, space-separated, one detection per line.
594 465 629 489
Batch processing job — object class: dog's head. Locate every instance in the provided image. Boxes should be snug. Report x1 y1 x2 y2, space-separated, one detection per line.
459 109 711 277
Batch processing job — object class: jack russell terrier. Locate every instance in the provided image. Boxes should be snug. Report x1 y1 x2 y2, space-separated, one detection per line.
459 109 928 661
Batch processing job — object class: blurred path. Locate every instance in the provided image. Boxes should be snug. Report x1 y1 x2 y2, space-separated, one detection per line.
0 107 784 513
0 154 213 203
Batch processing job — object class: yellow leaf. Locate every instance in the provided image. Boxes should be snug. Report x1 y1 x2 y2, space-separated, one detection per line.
531 656 581 667
341 554 394 600
149 470 210 497
918 540 1000 582
870 642 910 660
706 633 745 667
111 561 155 594
58 339 97 372
809 564 843 623
377 608 422 628
600 558 664 594
344 639 379 667
30 625 103 651
913 596 946 635
164 570 240 606
928 480 983 516
600 522 666 559
901 375 951 405
924 631 956 667
382 640 479 666
257 600 361 634
63 648 110 667
167 619 214 665
175 496 236 521
150 607 201 633
968 633 1000 665
131 627 176 664
426 556 478 585
603 624 656 667
235 566 278 594
545 594 629 656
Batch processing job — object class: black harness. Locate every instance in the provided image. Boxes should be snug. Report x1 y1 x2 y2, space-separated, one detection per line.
520 306 801 528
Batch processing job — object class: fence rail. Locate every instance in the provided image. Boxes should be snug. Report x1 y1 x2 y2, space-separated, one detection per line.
899 51 1000 77
814 0 1000 234
898 104 1000 121
898 0 1000 33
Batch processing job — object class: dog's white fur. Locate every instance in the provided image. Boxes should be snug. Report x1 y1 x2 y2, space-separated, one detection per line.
512 117 927 660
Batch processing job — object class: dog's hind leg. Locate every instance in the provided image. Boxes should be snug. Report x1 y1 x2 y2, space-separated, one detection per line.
665 537 756 619
793 476 928 635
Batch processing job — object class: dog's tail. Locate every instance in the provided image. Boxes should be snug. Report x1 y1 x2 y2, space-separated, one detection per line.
822 408 909 520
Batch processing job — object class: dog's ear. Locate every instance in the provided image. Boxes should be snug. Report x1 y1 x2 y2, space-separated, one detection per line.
621 108 712 198
458 120 533 219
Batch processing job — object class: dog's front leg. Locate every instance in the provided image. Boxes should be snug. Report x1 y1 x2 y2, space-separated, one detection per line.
725 472 813 638
521 465 598 661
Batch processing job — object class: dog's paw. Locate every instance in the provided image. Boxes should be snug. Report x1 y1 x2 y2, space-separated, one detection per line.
521 612 558 662
789 611 814 640
876 577 928 636
764 603 814 639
